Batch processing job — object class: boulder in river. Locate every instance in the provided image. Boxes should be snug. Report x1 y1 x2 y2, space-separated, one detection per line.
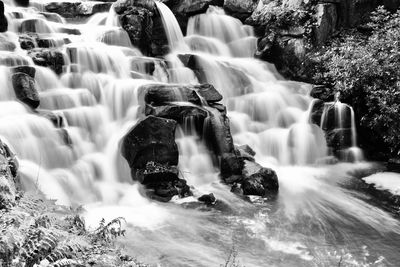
223 0 258 21
241 160 279 196
11 72 40 109
114 0 170 56
28 48 65 75
44 1 112 18
163 0 224 33
121 115 179 183
11 65 36 78
198 193 216 205
143 83 222 105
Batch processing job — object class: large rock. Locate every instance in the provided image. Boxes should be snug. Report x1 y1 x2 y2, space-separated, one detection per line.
114 0 156 14
0 1 7 33
147 178 191 202
203 106 235 156
163 0 224 33
223 0 258 21
143 83 223 105
256 36 307 81
11 72 40 109
114 0 170 56
121 115 179 183
0 139 18 210
145 104 209 124
11 65 36 78
28 48 65 75
44 1 112 18
118 5 154 55
241 160 279 196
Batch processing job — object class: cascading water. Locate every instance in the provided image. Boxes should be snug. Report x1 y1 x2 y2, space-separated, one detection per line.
1 1 400 266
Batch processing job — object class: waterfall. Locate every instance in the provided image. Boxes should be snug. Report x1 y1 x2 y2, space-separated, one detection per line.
1 1 399 266
155 1 188 52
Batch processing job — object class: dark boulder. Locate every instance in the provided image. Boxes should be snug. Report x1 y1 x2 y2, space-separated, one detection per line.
28 48 65 75
114 0 156 14
11 65 35 78
11 72 40 109
256 36 307 81
198 193 216 205
18 34 36 50
223 0 258 21
121 115 179 183
241 161 279 196
220 153 244 182
118 6 154 55
143 83 222 105
163 0 224 33
203 110 235 156
146 175 191 202
0 1 7 32
145 104 208 125
114 0 169 56
235 144 256 161
44 1 112 18
134 161 179 185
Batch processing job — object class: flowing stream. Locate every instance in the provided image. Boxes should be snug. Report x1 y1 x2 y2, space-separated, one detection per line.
1 1 400 266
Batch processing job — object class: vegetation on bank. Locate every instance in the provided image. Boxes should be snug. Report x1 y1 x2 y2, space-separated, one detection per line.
308 7 400 159
0 193 147 267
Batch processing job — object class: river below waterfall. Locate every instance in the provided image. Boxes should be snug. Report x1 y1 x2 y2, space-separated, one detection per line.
1 0 400 266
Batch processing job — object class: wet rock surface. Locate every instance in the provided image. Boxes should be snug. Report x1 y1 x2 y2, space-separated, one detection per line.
44 1 113 18
114 0 169 56
27 48 65 75
11 72 40 109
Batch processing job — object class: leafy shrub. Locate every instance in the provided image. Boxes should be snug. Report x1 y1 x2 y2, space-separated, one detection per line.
309 6 400 158
91 217 126 244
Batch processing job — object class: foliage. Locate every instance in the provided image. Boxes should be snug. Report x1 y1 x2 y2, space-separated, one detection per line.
309 6 400 158
90 217 126 244
221 245 245 267
0 194 144 267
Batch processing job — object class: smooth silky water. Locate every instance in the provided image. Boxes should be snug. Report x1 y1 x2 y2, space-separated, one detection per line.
1 1 400 266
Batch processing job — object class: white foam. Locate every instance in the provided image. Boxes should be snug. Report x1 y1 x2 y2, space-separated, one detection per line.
363 172 400 195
